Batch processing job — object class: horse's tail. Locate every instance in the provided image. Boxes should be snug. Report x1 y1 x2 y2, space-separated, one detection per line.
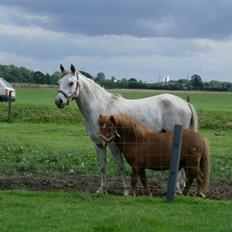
200 137 211 194
188 103 198 132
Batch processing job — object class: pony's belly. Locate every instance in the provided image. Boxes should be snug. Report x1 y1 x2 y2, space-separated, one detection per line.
143 157 170 170
125 150 171 170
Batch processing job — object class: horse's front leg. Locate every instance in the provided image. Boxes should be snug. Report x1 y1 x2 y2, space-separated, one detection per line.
130 167 140 196
95 145 107 193
108 142 130 196
140 168 151 196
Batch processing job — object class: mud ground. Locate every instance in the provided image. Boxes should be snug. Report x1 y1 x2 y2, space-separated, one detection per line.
0 175 231 200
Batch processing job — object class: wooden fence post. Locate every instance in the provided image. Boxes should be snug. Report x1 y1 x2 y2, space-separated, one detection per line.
7 91 12 122
166 124 183 203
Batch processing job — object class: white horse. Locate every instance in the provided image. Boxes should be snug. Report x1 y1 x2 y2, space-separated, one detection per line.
55 64 198 195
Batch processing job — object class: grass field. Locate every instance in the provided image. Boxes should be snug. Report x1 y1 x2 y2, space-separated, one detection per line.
0 86 231 231
0 87 231 180
1 87 232 129
0 122 231 182
0 191 231 232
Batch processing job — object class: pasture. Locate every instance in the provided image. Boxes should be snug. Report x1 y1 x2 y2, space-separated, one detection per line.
0 86 232 231
0 87 231 180
0 191 232 232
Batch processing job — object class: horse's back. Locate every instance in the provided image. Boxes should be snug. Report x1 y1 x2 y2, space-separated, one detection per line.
117 94 192 131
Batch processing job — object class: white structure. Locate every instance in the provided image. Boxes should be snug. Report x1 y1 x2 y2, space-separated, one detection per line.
161 75 170 83
0 77 16 101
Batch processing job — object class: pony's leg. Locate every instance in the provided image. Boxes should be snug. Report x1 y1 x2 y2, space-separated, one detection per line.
140 168 151 196
130 167 140 196
182 168 194 196
108 143 130 196
95 145 107 193
196 168 206 198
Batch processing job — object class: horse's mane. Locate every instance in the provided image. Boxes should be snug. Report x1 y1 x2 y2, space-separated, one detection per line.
61 70 122 100
79 72 122 99
114 114 153 141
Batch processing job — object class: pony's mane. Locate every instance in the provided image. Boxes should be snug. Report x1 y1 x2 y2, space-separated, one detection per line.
115 114 153 140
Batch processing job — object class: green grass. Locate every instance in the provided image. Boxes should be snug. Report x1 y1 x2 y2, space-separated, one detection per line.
0 122 231 182
0 87 80 123
15 87 57 106
0 87 231 179
1 87 232 129
0 87 231 231
0 190 231 232
0 122 98 176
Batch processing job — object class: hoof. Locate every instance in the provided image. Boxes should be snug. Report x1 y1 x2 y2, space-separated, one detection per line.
197 192 206 198
147 192 153 197
129 191 136 197
96 187 107 195
182 191 189 196
144 191 152 197
123 189 130 196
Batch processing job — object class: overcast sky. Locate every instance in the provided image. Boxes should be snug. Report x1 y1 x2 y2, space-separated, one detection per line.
0 0 232 82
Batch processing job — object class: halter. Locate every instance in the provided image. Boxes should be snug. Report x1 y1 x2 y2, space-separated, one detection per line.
57 72 80 105
99 129 120 145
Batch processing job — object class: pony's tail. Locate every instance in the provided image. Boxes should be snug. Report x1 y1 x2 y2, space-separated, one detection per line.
188 103 198 132
200 138 211 194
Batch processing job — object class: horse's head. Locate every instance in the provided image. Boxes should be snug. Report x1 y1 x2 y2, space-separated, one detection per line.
97 114 120 148
55 64 80 109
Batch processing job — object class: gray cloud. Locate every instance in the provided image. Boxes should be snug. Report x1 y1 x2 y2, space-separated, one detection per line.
0 1 232 82
1 0 232 39
0 27 210 60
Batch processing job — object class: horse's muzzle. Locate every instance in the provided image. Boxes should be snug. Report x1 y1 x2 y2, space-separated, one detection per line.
55 97 66 109
96 138 107 149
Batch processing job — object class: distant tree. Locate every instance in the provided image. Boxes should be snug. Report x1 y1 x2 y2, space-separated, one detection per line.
128 78 138 88
129 78 137 82
50 71 60 85
32 71 45 84
189 74 203 89
95 72 106 82
19 66 32 83
111 76 116 82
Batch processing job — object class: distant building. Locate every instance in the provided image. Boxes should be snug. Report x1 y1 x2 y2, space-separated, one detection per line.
160 75 170 83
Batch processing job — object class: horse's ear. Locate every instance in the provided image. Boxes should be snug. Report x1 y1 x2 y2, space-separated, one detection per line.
70 64 76 74
60 64 65 73
99 114 102 118
110 115 116 125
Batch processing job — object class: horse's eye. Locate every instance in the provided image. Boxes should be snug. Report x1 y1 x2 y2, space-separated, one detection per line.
69 82 74 87
107 128 113 132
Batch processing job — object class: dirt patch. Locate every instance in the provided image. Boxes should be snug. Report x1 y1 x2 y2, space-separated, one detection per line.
0 175 231 200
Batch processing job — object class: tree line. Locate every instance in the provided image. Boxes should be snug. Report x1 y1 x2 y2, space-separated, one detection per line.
1 64 232 91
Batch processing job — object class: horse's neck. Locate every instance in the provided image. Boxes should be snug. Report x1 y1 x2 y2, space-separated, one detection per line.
75 74 112 122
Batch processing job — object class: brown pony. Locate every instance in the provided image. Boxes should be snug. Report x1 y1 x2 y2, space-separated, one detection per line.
97 114 210 198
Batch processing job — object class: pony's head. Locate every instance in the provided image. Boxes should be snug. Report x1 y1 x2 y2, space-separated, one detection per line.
97 114 120 148
55 64 80 109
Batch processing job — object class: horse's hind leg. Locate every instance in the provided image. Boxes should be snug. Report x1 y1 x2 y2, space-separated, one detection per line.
140 168 151 196
109 142 130 195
